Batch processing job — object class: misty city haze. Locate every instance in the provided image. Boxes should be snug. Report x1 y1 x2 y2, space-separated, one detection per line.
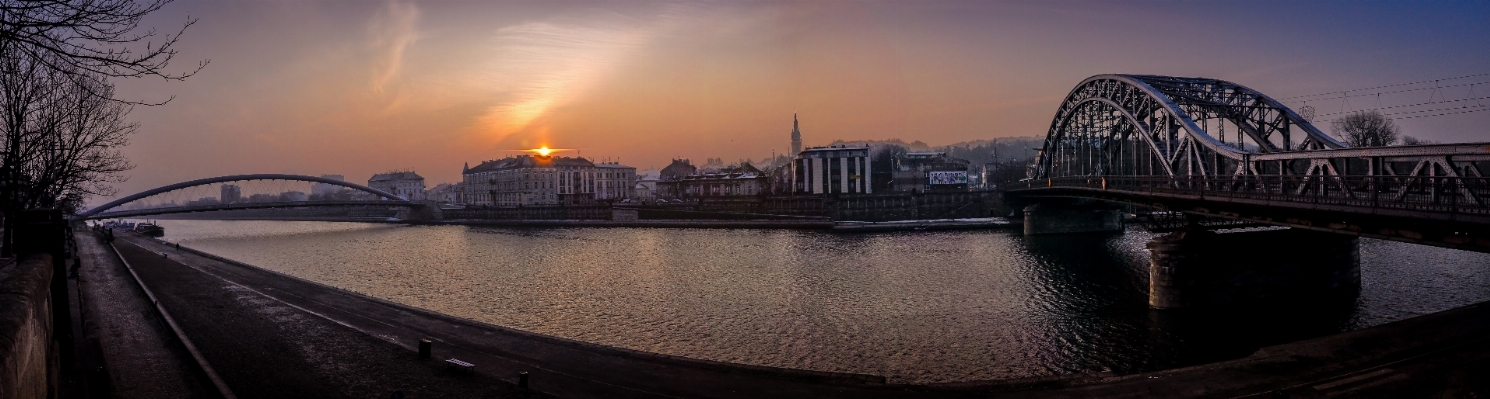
102 0 1490 206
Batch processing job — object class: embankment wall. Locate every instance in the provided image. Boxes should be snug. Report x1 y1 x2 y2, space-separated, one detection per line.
0 254 56 399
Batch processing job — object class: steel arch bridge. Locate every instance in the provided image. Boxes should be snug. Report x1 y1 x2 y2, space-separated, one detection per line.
77 174 416 220
1033 74 1350 179
1011 74 1490 252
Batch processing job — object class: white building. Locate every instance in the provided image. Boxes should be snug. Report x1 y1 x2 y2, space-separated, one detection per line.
794 145 872 195
463 155 593 206
594 163 637 201
425 182 462 204
368 171 426 201
633 178 658 201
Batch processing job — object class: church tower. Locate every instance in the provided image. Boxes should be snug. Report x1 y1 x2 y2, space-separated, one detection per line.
790 112 802 155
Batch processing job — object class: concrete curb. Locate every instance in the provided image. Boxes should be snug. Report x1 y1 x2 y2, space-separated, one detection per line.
104 238 237 399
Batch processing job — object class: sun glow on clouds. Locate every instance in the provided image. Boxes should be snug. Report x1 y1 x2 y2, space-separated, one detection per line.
469 14 654 146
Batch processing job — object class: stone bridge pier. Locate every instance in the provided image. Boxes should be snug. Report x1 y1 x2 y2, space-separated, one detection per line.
1147 228 1360 310
1021 199 1124 235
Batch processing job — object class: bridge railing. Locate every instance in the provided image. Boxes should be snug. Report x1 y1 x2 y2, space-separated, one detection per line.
1016 175 1490 217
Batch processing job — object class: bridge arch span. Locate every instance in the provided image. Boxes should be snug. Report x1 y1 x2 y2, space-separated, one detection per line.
78 174 413 219
1034 74 1346 179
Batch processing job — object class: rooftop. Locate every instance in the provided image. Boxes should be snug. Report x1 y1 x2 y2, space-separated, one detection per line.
369 171 423 181
801 144 870 153
465 155 596 174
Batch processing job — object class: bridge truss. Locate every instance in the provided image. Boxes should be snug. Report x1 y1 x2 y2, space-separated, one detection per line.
77 174 416 220
1016 74 1490 252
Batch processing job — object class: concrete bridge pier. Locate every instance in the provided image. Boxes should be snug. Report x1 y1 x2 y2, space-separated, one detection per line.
1147 228 1360 310
1022 200 1123 235
402 204 443 222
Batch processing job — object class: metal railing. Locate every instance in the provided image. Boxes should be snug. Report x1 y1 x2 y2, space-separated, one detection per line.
1015 175 1490 217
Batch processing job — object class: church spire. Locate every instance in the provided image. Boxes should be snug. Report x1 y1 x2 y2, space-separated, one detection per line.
790 111 802 155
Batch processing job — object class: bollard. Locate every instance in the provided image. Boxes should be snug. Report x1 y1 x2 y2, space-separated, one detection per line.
518 371 529 389
176 243 180 250
418 339 432 359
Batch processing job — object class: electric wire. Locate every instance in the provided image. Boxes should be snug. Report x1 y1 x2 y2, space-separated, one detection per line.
1279 73 1490 101
1312 95 1490 118
1314 104 1490 123
1394 107 1490 120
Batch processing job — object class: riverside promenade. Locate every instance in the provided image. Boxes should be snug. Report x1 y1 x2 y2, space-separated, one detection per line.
76 229 1490 398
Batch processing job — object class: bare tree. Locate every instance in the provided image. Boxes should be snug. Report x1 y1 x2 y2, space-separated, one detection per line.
27 69 134 212
0 0 197 254
0 0 204 84
1400 135 1436 146
2 47 133 205
1331 110 1400 147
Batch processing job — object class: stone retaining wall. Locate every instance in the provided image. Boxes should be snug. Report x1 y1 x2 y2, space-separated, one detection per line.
0 254 56 399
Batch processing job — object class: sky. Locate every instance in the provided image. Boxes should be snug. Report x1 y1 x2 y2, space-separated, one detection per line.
103 0 1490 204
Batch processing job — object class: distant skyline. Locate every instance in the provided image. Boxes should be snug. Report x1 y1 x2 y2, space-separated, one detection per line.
104 1 1490 205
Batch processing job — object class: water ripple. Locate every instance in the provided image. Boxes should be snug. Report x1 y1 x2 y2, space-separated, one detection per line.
150 220 1490 383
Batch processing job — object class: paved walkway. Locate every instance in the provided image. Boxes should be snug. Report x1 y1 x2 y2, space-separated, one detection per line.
74 229 215 398
98 231 1490 398
108 235 552 399
110 233 939 399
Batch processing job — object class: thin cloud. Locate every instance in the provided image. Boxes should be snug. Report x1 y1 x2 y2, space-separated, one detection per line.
369 1 420 95
464 12 659 146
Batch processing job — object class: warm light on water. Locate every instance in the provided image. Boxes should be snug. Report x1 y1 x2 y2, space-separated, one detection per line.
148 220 1490 383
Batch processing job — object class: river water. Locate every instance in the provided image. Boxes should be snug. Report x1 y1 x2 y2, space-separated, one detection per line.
142 220 1490 383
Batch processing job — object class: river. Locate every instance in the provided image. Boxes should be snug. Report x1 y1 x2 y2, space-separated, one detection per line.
139 220 1490 384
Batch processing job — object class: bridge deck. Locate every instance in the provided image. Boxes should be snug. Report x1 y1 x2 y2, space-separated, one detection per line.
1009 176 1490 252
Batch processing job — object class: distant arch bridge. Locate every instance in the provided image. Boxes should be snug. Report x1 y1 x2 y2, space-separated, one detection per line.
77 174 416 220
1007 74 1490 252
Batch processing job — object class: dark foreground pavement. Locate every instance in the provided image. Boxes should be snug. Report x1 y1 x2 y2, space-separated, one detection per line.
74 228 215 398
98 231 1490 398
106 236 551 399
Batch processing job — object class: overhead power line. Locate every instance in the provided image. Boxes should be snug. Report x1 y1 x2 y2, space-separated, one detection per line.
1289 81 1490 103
1396 107 1490 120
1279 72 1490 101
1314 104 1490 123
1312 95 1490 118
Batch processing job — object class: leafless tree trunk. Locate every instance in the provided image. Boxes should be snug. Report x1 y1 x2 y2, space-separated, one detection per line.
20 64 135 212
0 0 196 255
1331 110 1401 147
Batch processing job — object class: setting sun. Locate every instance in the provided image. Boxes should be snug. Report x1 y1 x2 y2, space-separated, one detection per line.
534 146 552 156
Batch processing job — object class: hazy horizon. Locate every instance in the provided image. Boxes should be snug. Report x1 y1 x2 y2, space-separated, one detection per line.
99 0 1490 205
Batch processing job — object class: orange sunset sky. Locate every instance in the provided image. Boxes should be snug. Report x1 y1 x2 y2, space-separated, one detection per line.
103 1 1490 203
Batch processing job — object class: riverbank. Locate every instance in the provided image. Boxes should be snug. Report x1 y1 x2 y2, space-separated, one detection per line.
155 214 1019 231
87 230 1490 398
94 232 553 398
